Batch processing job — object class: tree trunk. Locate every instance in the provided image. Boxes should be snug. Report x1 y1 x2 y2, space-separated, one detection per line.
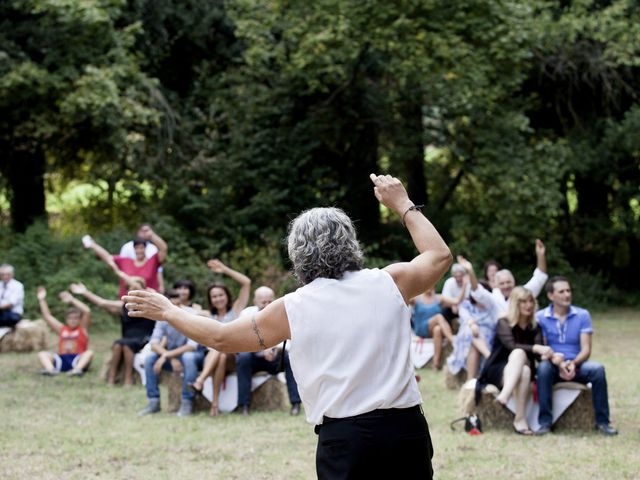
4 150 47 232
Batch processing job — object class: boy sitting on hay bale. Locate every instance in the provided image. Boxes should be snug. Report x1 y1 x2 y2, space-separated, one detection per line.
36 286 94 376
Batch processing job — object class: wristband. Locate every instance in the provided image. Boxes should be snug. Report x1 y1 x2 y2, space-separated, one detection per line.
401 204 424 227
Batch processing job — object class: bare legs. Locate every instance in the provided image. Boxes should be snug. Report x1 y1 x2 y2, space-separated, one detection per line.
38 351 56 373
192 349 227 416
38 350 93 375
466 337 491 379
429 314 453 369
496 349 532 433
107 343 135 386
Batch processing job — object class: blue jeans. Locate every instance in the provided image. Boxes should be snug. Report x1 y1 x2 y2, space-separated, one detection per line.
144 350 204 401
537 359 611 427
0 310 20 327
236 351 301 407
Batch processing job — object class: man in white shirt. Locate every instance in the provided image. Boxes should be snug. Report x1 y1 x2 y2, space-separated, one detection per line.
236 286 301 416
0 264 24 327
492 239 548 314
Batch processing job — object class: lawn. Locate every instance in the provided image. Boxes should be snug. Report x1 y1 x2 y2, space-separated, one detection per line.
0 309 638 479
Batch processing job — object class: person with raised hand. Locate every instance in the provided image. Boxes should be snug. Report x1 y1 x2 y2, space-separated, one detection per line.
124 173 451 479
36 286 93 376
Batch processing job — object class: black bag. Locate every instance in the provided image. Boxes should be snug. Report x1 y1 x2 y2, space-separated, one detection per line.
450 414 483 435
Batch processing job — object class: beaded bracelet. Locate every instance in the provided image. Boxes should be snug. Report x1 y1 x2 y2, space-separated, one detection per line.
402 204 425 227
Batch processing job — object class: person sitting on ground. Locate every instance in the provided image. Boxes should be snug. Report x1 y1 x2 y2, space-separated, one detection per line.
119 223 165 294
235 286 302 416
447 256 501 380
439 263 470 323
36 286 94 376
188 260 251 416
411 281 467 369
475 286 553 435
535 276 618 436
124 173 452 478
492 239 548 314
483 260 501 290
69 282 155 386
0 264 24 328
138 289 203 417
83 226 167 298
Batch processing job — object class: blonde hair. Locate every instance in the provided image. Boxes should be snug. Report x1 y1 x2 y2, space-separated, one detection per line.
505 286 538 329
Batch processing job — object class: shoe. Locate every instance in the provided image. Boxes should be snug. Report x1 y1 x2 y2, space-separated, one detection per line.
177 400 193 417
234 405 250 416
290 403 301 416
595 423 618 436
535 425 552 436
138 399 161 416
67 369 84 377
187 382 203 395
40 369 59 376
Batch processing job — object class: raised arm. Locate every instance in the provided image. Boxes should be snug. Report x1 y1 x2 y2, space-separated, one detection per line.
207 259 252 316
138 225 168 264
439 277 468 308
70 282 123 316
524 239 548 297
373 174 452 302
59 291 91 330
37 287 63 334
124 290 289 353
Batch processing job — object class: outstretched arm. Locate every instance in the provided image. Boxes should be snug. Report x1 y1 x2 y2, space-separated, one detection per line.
70 283 122 316
523 239 548 297
207 259 252 316
37 287 63 334
372 174 452 303
124 290 289 353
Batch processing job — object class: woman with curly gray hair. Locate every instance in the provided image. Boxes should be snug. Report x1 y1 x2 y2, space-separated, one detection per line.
124 174 452 479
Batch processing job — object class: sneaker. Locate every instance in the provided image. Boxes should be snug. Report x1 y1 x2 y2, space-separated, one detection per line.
40 369 59 376
138 399 161 416
177 399 193 417
535 425 552 436
234 405 250 416
595 423 618 436
66 369 84 377
290 403 301 416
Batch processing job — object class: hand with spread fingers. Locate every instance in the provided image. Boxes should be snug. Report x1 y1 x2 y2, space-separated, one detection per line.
123 290 176 321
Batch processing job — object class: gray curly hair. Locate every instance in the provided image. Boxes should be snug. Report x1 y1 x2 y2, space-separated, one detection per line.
287 207 364 285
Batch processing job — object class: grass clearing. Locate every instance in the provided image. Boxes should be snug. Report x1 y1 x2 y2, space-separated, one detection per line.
0 309 638 479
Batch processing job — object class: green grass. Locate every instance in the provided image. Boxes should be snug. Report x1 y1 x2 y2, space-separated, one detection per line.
0 310 638 479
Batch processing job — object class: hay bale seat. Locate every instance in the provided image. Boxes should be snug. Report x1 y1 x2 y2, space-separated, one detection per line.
164 372 288 413
98 352 142 385
0 319 56 353
458 380 595 431
445 365 468 390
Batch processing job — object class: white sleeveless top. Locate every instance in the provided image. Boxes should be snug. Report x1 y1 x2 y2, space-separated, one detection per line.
284 268 422 424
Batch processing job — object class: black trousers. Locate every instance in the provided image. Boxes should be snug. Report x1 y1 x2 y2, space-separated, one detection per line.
314 405 433 480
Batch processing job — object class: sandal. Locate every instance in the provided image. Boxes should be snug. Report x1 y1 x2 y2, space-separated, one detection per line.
513 425 534 436
188 381 203 394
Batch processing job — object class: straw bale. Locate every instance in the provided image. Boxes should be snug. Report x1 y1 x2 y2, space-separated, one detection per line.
553 382 594 430
251 377 288 412
98 351 142 385
161 371 209 413
0 319 56 353
445 366 468 390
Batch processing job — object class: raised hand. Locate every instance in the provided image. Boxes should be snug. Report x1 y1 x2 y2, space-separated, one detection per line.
456 255 474 273
36 286 47 301
58 291 73 303
535 239 546 257
207 259 227 273
69 283 87 295
123 290 175 321
369 174 412 215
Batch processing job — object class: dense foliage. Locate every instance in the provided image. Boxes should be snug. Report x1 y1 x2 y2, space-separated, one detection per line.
1 0 639 313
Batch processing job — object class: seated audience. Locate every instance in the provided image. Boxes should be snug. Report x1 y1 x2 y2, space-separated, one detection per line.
440 263 470 322
235 286 302 416
36 286 94 376
188 260 251 416
482 260 501 290
119 223 165 294
69 282 154 386
139 290 203 417
447 257 500 379
476 286 552 435
411 281 467 369
83 226 167 297
535 276 618 436
0 264 24 328
492 239 548 314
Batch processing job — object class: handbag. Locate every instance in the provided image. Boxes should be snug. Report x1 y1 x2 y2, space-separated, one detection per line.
450 414 483 435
